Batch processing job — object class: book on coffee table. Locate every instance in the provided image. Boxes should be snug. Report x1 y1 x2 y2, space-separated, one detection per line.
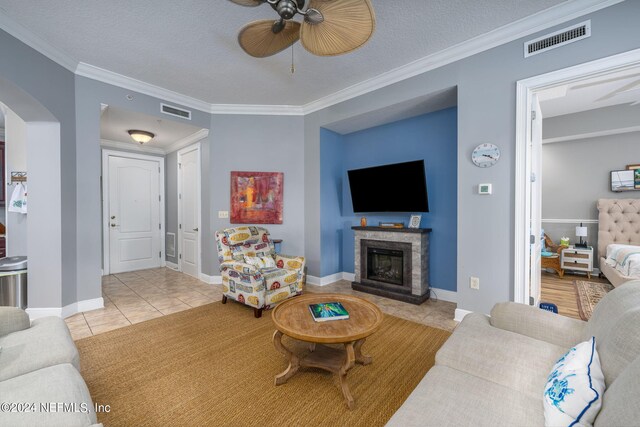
308 302 349 322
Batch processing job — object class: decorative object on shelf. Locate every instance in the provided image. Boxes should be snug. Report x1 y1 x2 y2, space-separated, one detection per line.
228 0 376 58
575 224 588 248
560 236 570 246
360 217 367 227
610 169 635 191
127 130 155 144
230 171 284 224
378 222 404 228
471 143 500 168
408 214 421 229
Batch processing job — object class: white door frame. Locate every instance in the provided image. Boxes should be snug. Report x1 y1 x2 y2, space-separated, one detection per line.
176 142 202 279
514 48 640 304
102 149 166 275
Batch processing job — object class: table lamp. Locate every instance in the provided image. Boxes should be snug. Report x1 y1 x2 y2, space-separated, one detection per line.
575 224 588 248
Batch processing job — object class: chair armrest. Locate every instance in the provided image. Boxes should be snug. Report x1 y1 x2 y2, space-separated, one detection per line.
220 261 259 274
275 254 305 270
0 307 30 337
490 302 586 348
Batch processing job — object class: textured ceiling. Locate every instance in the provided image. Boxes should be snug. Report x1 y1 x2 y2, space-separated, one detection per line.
101 106 203 148
0 0 564 106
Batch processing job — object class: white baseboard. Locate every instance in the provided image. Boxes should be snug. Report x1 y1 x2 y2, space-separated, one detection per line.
199 273 222 285
307 271 353 286
27 297 105 320
429 288 457 303
454 308 472 322
166 261 179 270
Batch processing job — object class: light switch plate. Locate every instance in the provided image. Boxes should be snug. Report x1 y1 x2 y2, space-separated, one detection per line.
470 276 480 290
218 211 229 219
479 183 492 195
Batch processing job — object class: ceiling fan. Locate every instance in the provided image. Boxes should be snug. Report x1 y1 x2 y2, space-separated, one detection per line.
227 0 375 58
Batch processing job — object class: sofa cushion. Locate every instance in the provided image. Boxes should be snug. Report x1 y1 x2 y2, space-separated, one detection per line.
0 307 31 337
386 365 544 427
0 363 98 427
586 307 640 386
436 312 567 400
595 355 640 426
0 316 79 381
544 337 605 427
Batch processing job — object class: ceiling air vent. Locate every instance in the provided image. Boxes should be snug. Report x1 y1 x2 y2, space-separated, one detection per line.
524 20 590 58
161 103 192 120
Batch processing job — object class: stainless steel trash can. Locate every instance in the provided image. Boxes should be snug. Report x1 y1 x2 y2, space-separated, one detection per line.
0 256 28 309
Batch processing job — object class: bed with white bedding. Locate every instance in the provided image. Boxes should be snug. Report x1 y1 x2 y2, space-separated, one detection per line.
597 199 640 286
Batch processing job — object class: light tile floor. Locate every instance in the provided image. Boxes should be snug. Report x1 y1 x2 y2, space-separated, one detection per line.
65 268 457 340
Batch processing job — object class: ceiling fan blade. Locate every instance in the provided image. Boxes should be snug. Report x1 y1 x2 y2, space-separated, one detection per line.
300 0 375 56
238 20 301 58
227 0 264 6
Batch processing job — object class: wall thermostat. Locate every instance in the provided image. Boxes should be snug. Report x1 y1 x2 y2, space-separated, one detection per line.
479 183 492 195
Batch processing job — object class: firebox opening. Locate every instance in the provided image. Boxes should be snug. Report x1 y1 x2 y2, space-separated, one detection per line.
367 247 404 285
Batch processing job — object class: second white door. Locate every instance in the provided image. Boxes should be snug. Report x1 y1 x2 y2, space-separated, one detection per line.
178 145 200 278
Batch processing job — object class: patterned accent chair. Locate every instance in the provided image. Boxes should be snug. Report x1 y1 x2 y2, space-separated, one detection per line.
215 226 305 318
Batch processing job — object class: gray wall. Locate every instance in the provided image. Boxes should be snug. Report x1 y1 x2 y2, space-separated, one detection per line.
165 150 178 265
208 114 305 275
0 27 76 309
305 1 640 314
542 131 640 264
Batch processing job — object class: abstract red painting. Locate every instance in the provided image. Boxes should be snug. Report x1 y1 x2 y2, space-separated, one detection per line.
230 171 283 224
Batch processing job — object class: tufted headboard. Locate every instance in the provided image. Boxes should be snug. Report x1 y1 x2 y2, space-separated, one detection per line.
597 199 640 260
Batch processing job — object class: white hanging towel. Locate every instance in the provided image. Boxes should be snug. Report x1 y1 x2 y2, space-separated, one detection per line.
8 183 27 214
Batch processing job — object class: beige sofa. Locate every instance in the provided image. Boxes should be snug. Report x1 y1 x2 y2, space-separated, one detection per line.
388 280 640 426
0 307 100 427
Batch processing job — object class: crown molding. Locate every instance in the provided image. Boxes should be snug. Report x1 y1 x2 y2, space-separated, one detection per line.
0 8 77 72
209 104 304 116
76 62 213 114
542 125 640 144
100 138 166 155
165 129 209 154
0 0 623 116
300 0 623 114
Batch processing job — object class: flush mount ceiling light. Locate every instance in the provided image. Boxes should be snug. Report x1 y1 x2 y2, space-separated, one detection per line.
128 130 155 144
228 0 375 57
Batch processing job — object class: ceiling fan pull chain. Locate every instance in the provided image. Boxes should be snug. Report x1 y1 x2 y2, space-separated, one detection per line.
290 44 295 74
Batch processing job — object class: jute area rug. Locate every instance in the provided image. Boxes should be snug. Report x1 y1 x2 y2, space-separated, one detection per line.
574 280 614 321
77 301 450 427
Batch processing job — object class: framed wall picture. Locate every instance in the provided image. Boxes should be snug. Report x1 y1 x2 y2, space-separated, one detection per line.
409 214 422 229
230 171 284 224
611 170 635 192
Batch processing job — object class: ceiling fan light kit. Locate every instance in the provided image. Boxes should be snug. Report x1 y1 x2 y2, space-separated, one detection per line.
228 0 375 58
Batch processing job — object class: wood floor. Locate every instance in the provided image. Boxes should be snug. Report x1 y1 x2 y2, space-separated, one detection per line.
540 271 611 320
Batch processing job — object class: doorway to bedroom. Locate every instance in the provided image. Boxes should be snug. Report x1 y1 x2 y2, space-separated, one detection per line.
515 49 640 319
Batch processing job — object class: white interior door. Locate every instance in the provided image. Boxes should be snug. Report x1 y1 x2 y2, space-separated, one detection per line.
108 156 162 274
178 145 200 278
529 94 543 305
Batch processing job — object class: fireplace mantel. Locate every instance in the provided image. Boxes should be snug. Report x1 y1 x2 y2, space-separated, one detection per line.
351 226 431 304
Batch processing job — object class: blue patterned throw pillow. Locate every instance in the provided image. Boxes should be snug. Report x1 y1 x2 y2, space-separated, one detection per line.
543 337 605 427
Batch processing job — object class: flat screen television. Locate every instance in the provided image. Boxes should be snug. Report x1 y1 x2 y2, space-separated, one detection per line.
347 160 429 213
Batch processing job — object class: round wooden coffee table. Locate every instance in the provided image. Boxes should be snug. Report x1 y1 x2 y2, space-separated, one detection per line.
271 293 384 409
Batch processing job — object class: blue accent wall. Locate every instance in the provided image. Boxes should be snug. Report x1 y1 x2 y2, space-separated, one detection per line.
320 107 458 291
320 128 345 275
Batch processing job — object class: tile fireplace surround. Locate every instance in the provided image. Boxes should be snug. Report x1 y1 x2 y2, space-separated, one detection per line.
352 226 431 304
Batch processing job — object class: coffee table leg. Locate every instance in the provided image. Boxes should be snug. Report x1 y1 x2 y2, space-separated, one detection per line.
340 342 356 409
273 330 300 386
354 338 372 365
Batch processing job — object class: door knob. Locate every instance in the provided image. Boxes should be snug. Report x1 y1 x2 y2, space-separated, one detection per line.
193 227 199 232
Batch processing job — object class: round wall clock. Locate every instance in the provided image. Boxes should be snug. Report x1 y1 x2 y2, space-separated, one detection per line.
472 143 500 168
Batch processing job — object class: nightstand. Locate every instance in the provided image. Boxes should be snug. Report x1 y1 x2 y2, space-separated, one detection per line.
561 246 594 278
